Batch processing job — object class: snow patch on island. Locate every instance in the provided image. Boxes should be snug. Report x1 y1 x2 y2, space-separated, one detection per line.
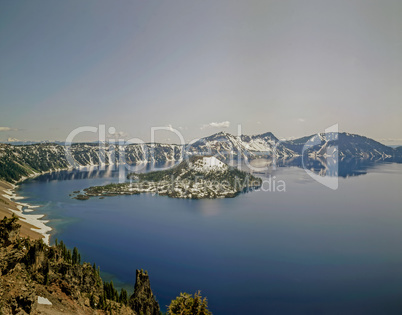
191 156 227 172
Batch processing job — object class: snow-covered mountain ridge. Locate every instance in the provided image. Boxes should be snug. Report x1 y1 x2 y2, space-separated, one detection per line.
0 131 401 182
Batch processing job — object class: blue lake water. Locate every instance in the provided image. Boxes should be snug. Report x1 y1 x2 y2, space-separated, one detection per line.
17 163 402 314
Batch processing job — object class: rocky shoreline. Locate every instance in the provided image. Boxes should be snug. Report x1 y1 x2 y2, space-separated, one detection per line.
73 156 262 200
0 180 49 244
74 178 260 200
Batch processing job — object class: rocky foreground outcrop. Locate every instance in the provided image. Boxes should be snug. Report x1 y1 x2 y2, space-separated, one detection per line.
129 269 160 315
0 215 160 314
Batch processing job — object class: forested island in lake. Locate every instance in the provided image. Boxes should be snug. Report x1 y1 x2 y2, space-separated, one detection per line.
73 156 262 200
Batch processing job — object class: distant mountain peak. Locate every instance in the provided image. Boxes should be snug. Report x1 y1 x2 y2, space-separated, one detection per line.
1 130 401 183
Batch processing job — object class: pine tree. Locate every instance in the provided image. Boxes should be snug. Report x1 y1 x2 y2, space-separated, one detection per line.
99 293 106 310
168 291 211 315
66 249 72 263
90 293 96 308
44 262 50 285
72 247 80 265
119 288 128 305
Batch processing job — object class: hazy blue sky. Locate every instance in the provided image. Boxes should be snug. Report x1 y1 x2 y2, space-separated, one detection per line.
1 0 401 144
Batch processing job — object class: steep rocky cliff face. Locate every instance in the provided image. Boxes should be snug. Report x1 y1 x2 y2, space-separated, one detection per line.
0 142 183 182
0 215 159 314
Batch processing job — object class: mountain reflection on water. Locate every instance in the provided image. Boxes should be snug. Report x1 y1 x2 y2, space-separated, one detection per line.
278 156 400 178
32 157 401 183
